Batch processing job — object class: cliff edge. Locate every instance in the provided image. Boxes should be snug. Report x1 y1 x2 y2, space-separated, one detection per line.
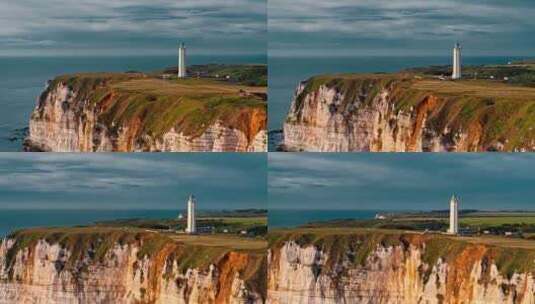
25 72 267 152
268 228 535 304
0 227 266 304
282 74 535 152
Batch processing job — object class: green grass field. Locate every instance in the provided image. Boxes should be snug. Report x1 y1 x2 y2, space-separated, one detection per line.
458 235 535 249
397 215 535 226
405 62 535 87
412 79 535 99
460 216 535 226
167 234 266 250
163 64 267 87
299 212 535 241
202 216 267 226
95 215 267 237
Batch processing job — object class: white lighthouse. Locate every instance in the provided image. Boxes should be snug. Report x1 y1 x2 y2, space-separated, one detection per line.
448 194 459 235
178 42 187 78
452 42 462 80
186 194 196 234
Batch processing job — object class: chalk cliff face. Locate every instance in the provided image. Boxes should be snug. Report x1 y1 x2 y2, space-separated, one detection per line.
268 232 535 304
0 231 266 304
283 75 535 152
25 74 267 152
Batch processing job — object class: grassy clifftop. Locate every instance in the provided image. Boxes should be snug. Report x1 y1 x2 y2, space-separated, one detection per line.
269 228 535 280
187 64 267 87
292 73 535 151
161 64 267 87
4 227 266 280
41 72 267 141
405 62 535 87
96 215 267 237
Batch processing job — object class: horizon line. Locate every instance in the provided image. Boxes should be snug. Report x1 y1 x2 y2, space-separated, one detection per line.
0 52 267 58
0 208 267 211
268 208 535 212
268 53 535 59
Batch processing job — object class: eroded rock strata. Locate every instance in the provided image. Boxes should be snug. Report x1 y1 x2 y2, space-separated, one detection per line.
0 228 266 304
25 73 267 152
268 230 535 304
283 74 535 152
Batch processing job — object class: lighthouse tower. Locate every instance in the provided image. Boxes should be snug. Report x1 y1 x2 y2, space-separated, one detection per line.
448 194 459 234
452 42 462 80
186 194 196 234
178 43 187 78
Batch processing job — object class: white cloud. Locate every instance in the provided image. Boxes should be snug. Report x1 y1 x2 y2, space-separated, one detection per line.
269 0 533 34
0 154 230 193
0 0 266 53
268 153 535 211
268 153 432 193
268 0 535 55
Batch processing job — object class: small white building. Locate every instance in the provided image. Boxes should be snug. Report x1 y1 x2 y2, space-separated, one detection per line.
448 194 459 235
178 42 187 78
452 42 462 80
186 194 196 234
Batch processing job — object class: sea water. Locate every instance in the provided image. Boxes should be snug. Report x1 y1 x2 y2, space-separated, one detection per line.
268 209 380 229
0 54 265 151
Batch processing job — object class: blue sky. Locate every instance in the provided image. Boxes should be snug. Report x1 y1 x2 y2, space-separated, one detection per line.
269 0 535 57
0 154 266 210
0 0 266 56
269 153 535 211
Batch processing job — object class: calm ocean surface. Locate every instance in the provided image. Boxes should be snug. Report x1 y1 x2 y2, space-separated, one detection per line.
269 209 380 229
0 54 265 151
268 55 532 134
